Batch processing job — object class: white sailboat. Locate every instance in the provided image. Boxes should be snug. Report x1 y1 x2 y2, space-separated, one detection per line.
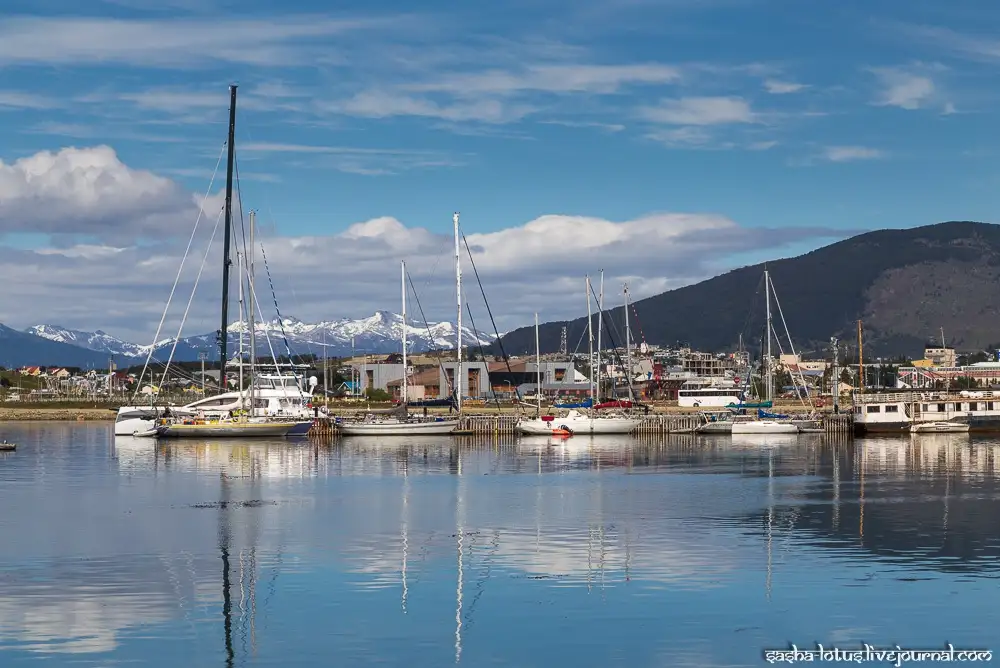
516 275 640 436
340 217 464 436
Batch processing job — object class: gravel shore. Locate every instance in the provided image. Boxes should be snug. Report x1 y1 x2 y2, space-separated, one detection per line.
0 407 115 421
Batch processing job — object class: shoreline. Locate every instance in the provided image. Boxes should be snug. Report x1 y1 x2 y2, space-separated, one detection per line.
0 407 116 421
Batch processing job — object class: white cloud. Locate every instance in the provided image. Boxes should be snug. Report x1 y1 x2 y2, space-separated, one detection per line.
331 90 535 124
763 79 806 94
0 91 60 110
0 147 849 341
869 67 936 110
822 145 885 162
0 145 204 239
240 141 467 175
404 63 681 96
637 97 756 125
539 120 626 132
0 15 403 68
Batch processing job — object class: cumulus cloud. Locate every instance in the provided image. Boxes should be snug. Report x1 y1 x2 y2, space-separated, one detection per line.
0 145 210 240
0 146 851 342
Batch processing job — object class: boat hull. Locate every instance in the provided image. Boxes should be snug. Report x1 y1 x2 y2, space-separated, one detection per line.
696 421 733 434
515 417 639 435
156 422 297 438
286 421 313 436
910 422 970 434
731 421 798 434
338 419 460 436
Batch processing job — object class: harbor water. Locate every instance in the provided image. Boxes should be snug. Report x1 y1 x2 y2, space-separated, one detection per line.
0 423 996 666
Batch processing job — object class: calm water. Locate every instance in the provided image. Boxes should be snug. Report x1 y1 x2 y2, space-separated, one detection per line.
0 423 997 667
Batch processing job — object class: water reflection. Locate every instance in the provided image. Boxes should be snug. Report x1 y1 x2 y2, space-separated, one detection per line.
0 424 998 666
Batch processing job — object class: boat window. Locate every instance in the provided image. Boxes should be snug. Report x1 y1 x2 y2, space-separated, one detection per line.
968 402 978 411
866 405 881 413
947 403 955 411
885 405 898 413
921 404 928 411
990 402 995 411
938 403 946 412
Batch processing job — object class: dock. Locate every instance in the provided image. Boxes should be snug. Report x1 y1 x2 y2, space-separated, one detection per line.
306 411 855 437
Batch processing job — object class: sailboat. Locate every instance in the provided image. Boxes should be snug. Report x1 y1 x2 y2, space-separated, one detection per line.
116 85 308 438
515 275 640 436
730 268 800 435
154 209 298 438
339 257 460 436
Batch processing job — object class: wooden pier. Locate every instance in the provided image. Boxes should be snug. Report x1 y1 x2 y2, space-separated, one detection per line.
306 411 854 438
634 415 702 434
458 414 518 436
822 414 854 434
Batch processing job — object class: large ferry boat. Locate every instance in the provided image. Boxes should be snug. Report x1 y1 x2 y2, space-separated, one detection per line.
853 390 1000 434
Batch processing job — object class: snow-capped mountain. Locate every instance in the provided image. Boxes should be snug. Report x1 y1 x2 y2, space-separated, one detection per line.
25 311 497 363
26 325 148 357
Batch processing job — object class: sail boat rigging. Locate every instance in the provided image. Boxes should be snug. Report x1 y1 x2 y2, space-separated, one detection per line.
515 276 641 436
116 85 310 438
338 257 460 435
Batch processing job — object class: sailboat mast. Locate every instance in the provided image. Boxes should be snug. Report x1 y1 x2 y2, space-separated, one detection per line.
765 269 772 401
454 212 462 413
237 248 244 404
535 313 541 415
248 210 256 417
857 319 863 394
586 275 593 402
596 270 603 404
401 261 408 404
219 84 237 378
624 282 633 402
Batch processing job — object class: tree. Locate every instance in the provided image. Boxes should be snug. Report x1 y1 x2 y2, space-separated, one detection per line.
364 387 392 401
954 375 979 389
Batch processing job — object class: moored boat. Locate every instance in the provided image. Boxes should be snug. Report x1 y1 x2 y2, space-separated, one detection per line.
155 419 297 438
853 390 1000 434
730 419 799 434
338 417 459 436
516 410 639 435
909 420 970 434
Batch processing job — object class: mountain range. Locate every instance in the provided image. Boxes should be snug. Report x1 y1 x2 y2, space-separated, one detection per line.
8 220 1000 368
1 311 495 369
495 221 1000 360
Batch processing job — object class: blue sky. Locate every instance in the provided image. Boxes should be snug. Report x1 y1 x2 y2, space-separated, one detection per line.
1 0 999 340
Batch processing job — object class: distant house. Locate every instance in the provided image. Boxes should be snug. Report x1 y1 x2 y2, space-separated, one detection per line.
18 366 42 376
386 368 441 401
47 368 71 379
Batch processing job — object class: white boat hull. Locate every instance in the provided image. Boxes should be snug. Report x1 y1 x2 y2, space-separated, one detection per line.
339 419 460 436
515 410 639 435
910 421 970 434
116 417 157 436
730 420 799 434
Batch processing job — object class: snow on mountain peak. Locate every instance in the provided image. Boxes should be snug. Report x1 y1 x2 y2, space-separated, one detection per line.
24 311 496 361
